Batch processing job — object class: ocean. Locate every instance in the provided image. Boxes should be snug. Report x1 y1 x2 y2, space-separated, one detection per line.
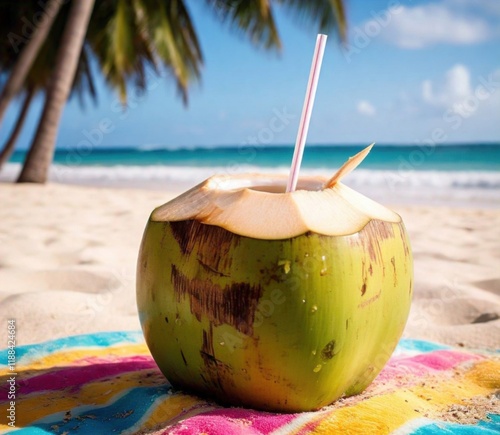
3 143 500 206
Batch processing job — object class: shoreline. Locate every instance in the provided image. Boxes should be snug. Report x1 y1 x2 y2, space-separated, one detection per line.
1 163 499 209
0 182 499 349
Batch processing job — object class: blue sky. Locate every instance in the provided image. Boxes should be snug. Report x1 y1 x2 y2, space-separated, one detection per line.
2 0 500 150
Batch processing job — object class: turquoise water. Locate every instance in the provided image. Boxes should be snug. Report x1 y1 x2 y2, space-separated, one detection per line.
10 143 500 171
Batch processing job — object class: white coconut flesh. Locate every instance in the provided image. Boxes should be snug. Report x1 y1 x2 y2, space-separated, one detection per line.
151 172 400 239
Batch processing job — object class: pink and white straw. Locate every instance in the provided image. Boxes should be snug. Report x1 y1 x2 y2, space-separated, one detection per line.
286 34 328 193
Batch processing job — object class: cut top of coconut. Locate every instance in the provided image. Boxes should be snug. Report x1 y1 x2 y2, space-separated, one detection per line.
151 173 400 239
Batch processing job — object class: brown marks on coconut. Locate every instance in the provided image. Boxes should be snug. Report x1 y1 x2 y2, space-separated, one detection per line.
169 220 198 255
258 257 293 285
368 219 396 240
357 220 396 262
197 258 231 277
360 282 367 296
200 325 234 393
360 259 370 297
141 255 148 271
196 224 236 276
321 340 337 361
201 327 216 366
171 265 263 335
398 222 412 258
180 349 188 366
391 256 398 286
357 289 382 309
170 220 236 275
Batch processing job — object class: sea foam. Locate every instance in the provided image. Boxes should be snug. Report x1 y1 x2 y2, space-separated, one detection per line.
2 163 499 206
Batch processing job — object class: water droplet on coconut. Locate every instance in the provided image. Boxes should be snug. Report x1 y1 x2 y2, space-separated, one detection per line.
241 368 247 374
320 256 328 275
313 364 322 373
302 299 306 304
219 341 225 346
311 305 318 313
175 318 182 325
311 350 317 356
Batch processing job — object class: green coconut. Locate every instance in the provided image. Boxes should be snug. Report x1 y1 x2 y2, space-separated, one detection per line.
136 149 413 412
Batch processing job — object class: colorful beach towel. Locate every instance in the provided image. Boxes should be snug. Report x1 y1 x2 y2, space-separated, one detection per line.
1 332 498 434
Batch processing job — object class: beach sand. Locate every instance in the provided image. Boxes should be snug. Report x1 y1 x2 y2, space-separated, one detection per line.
0 183 499 349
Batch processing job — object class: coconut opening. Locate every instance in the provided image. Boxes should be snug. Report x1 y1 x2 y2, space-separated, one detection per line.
249 178 324 194
207 174 324 194
249 185 286 194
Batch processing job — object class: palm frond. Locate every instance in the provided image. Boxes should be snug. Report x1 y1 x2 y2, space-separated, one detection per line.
86 0 203 105
205 0 281 50
275 0 347 43
134 0 203 104
71 44 98 107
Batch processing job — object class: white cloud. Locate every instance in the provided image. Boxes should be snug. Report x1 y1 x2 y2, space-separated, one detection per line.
357 100 376 117
420 65 500 124
385 4 492 49
422 64 472 107
445 0 500 18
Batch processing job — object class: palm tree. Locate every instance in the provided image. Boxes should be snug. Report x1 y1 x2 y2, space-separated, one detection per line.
0 44 98 170
11 0 346 183
17 0 96 183
0 0 63 128
0 87 35 167
0 1 98 169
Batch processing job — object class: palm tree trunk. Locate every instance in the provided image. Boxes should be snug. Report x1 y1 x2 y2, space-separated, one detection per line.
0 88 35 169
17 0 95 184
0 0 63 128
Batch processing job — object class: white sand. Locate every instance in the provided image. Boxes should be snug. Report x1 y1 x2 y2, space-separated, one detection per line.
0 183 499 349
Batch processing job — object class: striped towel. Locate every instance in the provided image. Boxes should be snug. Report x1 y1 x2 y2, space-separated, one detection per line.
1 332 498 434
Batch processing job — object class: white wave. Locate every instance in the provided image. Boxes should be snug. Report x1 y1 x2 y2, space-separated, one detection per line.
135 144 165 151
2 164 499 206
342 169 500 190
134 143 239 151
2 163 500 188
135 144 199 151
